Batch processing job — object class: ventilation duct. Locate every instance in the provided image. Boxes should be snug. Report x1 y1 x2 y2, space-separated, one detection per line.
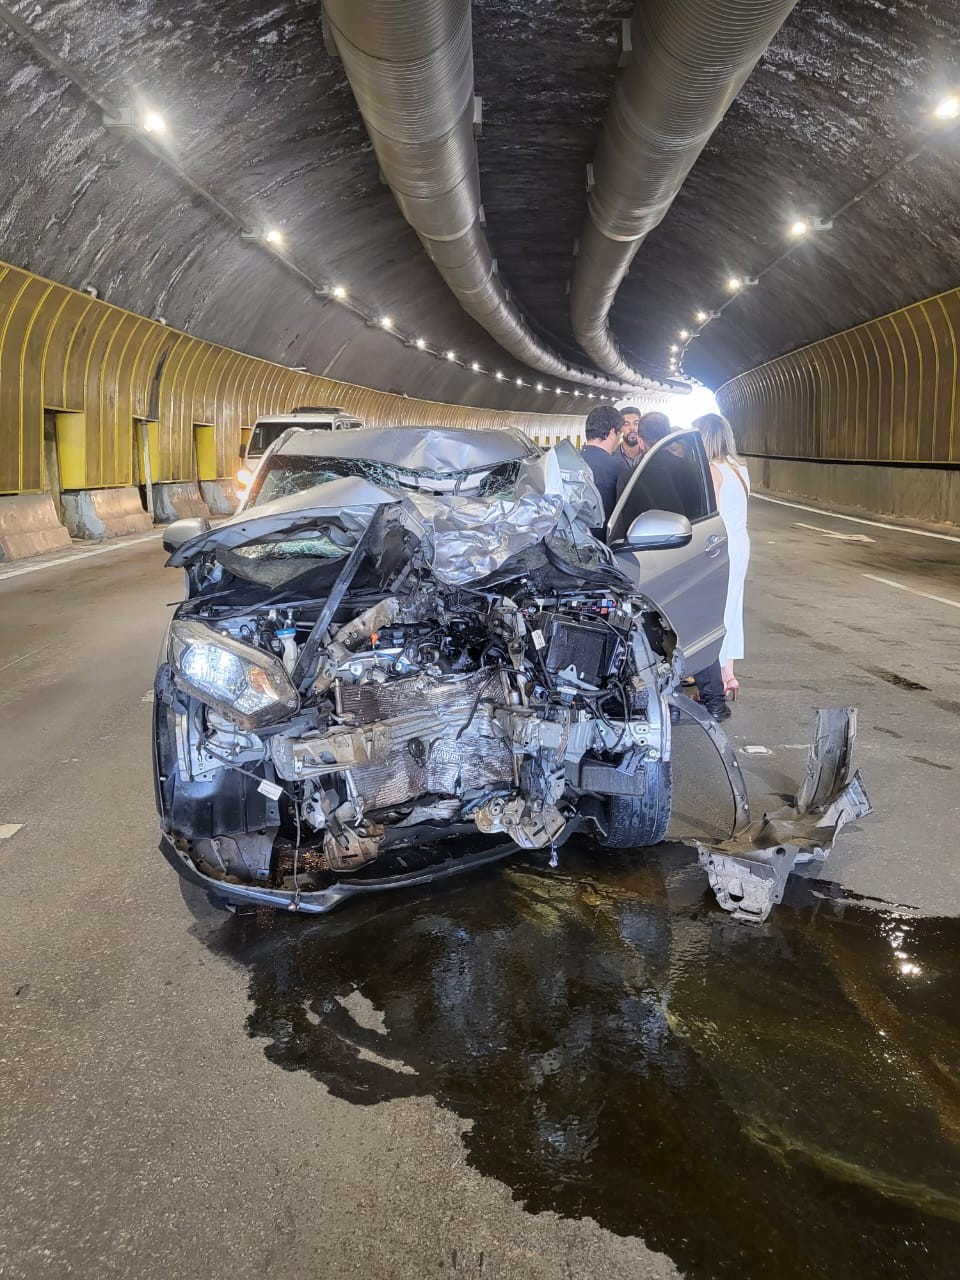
570 0 797 383
321 0 665 396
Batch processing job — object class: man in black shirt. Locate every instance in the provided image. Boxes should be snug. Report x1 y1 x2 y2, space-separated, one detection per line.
580 405 624 537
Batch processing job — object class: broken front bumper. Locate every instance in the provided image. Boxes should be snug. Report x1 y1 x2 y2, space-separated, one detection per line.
159 833 518 914
696 707 872 924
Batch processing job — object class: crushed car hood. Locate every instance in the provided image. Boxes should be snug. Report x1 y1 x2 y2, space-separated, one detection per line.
167 445 607 588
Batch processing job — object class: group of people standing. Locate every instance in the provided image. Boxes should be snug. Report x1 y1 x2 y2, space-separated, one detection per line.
580 403 751 722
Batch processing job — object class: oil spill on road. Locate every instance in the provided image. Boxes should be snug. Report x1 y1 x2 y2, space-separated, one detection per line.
210 843 960 1279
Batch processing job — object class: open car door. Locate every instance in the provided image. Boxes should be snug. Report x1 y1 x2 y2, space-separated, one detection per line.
606 429 729 672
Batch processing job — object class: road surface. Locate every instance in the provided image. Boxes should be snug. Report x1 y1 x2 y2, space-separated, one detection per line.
2 497 959 1279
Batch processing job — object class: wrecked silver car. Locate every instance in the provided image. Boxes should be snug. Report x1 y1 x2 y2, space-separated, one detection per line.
152 425 866 920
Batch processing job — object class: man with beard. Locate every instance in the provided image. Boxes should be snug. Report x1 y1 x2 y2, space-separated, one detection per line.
617 405 644 474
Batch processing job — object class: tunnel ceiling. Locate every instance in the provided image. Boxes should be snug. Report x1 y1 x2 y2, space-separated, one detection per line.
1 0 959 401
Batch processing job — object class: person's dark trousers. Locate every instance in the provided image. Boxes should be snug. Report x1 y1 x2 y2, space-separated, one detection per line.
692 660 727 717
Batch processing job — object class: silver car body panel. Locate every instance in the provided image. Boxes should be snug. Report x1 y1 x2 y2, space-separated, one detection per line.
610 430 729 672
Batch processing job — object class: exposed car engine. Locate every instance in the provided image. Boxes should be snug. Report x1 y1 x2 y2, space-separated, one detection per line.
154 428 869 923
155 533 676 896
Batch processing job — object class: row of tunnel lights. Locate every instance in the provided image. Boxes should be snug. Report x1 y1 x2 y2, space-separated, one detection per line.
666 93 960 375
127 106 642 400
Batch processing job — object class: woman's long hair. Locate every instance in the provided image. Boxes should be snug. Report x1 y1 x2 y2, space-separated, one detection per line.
694 412 741 464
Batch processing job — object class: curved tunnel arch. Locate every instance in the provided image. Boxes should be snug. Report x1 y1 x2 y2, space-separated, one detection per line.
0 0 959 542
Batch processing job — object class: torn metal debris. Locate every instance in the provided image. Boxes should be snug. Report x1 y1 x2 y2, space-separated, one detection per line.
698 708 872 924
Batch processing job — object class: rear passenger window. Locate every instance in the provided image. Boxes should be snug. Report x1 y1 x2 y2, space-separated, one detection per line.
608 435 714 543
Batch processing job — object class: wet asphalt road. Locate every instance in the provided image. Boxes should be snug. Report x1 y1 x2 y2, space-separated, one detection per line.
1 499 959 1279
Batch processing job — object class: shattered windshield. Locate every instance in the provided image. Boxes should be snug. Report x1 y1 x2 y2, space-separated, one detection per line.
251 454 521 506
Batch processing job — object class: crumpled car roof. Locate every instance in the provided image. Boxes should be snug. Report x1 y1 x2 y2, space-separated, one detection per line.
272 425 539 470
166 443 606 587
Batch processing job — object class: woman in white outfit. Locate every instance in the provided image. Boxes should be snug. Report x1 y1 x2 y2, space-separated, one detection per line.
694 413 751 699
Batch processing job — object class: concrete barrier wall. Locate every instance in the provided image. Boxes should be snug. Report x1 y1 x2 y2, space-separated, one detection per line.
152 482 210 523
752 458 960 529
0 493 71 562
60 487 153 540
199 479 239 517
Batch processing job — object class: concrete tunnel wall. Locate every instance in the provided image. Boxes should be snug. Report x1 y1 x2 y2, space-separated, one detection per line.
0 259 600 560
717 282 960 529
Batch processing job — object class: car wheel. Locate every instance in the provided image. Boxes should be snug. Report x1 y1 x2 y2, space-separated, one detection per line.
598 761 672 850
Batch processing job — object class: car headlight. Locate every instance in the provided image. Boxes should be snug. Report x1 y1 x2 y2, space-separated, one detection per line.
168 619 300 729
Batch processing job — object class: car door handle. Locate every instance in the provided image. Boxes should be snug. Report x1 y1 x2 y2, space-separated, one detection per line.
705 533 726 558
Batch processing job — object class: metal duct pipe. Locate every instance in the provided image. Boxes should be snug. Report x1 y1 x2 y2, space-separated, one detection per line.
570 0 797 383
322 0 664 395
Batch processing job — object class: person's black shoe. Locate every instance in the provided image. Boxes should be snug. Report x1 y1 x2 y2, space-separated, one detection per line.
707 702 732 722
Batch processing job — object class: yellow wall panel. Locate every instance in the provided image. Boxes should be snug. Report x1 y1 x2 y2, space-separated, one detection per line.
193 424 217 481
55 412 87 489
0 258 591 496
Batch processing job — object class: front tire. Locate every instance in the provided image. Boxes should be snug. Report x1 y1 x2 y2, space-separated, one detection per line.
598 761 672 849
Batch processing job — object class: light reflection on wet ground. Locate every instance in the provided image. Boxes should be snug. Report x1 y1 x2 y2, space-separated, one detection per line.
203 841 960 1279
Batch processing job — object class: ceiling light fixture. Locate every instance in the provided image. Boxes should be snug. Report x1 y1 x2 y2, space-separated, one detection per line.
727 276 742 292
679 329 690 340
471 361 480 372
141 109 168 136
332 285 347 300
695 309 708 323
264 228 285 247
933 94 960 120
536 382 544 391
670 344 679 353
380 316 393 330
496 371 504 380
415 337 426 349
515 377 524 386
446 350 456 361
789 218 810 238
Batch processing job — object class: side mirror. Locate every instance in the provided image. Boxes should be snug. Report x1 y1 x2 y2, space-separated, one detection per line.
162 517 210 554
625 509 692 550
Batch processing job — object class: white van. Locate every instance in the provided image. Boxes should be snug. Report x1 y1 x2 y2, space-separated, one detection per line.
238 406 363 486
